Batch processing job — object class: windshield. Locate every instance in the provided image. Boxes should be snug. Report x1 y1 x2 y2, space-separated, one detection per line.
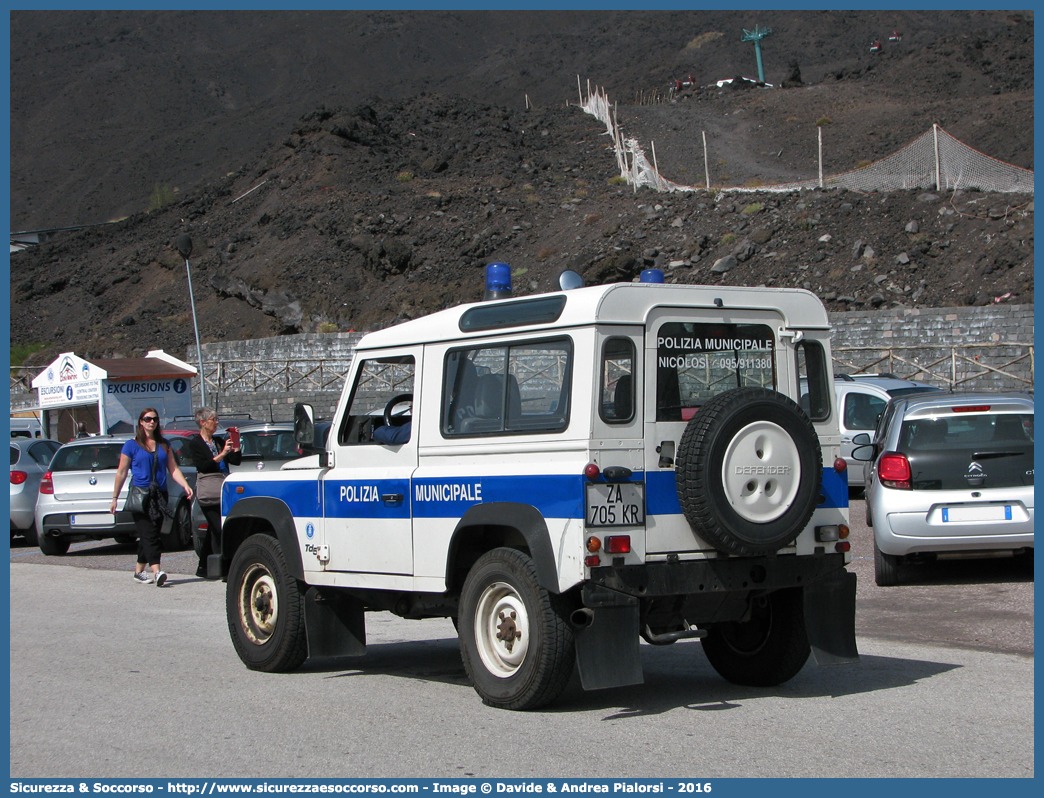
239 430 302 460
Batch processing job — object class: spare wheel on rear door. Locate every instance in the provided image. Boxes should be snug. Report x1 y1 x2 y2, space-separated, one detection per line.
676 387 822 557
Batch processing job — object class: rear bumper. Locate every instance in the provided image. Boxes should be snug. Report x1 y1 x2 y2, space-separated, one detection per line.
872 493 1034 557
37 511 139 539
587 551 850 597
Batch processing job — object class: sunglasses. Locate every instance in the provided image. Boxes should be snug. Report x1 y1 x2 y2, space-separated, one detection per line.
140 416 159 423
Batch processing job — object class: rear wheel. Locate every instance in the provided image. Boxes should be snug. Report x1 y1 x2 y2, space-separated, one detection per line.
459 548 574 710
114 534 136 546
874 539 901 586
39 534 70 556
226 534 308 672
23 523 39 547
701 587 810 686
163 501 192 551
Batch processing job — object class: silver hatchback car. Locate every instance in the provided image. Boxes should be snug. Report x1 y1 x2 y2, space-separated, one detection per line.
858 391 1034 586
10 438 61 543
34 435 195 556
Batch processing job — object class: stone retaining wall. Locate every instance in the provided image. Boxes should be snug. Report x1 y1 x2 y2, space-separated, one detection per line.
10 306 1034 422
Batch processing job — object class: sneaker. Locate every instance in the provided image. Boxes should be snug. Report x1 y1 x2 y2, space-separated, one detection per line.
133 571 152 585
154 571 167 587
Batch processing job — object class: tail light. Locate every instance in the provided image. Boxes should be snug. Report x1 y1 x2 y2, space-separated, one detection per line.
604 535 631 554
39 471 54 494
10 471 28 485
878 453 911 490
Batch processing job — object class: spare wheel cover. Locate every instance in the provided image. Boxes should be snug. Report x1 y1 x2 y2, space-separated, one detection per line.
676 387 821 556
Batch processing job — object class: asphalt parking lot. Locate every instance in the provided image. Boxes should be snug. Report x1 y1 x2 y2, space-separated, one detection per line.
10 498 1033 656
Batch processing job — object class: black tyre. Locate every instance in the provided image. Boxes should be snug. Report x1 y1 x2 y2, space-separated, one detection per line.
226 533 308 672
459 548 575 710
113 534 137 546
874 539 901 587
39 534 70 556
701 587 811 686
24 523 39 548
676 387 822 556
163 500 192 551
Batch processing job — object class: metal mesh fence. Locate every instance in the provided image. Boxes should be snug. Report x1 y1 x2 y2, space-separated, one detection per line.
580 82 1034 195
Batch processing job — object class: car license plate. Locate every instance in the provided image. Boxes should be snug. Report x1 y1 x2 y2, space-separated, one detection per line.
942 505 1012 523
70 513 115 527
585 482 645 527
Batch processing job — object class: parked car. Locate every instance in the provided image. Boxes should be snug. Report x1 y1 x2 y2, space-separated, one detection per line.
10 438 61 543
229 423 304 472
34 435 196 555
856 391 1034 586
833 374 941 487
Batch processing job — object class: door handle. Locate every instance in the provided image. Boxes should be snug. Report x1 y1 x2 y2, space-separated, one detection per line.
381 493 404 504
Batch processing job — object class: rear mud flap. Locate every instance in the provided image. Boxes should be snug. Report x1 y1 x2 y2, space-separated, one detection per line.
803 569 859 665
574 585 644 691
304 587 367 659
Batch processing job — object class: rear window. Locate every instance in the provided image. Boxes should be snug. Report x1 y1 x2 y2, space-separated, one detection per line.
655 322 775 421
899 412 1033 490
50 444 123 472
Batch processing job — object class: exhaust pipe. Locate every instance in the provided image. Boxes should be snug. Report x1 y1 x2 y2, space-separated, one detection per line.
570 608 595 628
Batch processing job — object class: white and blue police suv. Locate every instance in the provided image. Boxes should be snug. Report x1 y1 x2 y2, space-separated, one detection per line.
216 267 858 710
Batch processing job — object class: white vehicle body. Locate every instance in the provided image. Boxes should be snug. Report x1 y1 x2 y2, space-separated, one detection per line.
219 278 858 709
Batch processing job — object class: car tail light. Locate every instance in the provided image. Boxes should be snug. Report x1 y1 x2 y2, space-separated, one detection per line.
583 463 600 481
833 458 847 473
39 471 54 494
953 405 990 413
604 535 631 554
878 452 911 489
10 471 28 485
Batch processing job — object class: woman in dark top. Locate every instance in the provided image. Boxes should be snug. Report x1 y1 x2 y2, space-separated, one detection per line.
111 408 194 587
187 407 242 578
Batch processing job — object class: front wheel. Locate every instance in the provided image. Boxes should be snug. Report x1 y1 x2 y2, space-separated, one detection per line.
701 587 810 686
226 533 308 672
459 548 575 710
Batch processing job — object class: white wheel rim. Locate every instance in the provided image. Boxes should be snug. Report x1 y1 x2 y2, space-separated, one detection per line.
239 563 279 645
473 581 530 678
721 420 802 523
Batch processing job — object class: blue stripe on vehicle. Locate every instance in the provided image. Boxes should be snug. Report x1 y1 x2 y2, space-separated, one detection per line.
647 467 847 516
224 465 846 522
412 475 586 519
225 480 322 517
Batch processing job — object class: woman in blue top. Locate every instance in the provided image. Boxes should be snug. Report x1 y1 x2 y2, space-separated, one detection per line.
110 408 194 586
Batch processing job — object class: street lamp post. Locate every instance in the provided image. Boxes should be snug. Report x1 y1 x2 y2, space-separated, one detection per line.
176 234 206 407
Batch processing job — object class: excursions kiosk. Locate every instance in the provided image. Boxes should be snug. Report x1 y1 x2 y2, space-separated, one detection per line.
28 350 196 439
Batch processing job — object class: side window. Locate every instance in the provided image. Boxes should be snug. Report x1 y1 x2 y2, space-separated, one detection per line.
655 322 775 422
796 340 830 422
442 337 571 437
843 392 886 431
338 356 415 445
600 337 635 423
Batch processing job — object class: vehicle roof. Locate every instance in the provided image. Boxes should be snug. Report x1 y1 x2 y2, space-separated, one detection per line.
844 375 937 391
56 434 133 448
238 422 294 431
357 282 829 350
895 391 1034 418
9 437 57 451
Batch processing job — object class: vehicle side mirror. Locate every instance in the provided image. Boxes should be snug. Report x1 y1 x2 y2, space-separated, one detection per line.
851 433 874 462
293 404 315 447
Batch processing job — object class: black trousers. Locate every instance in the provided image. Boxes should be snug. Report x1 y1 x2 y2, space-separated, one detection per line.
197 503 222 574
132 491 167 566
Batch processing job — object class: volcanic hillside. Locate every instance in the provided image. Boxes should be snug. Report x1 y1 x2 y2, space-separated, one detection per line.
8 10 1033 365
